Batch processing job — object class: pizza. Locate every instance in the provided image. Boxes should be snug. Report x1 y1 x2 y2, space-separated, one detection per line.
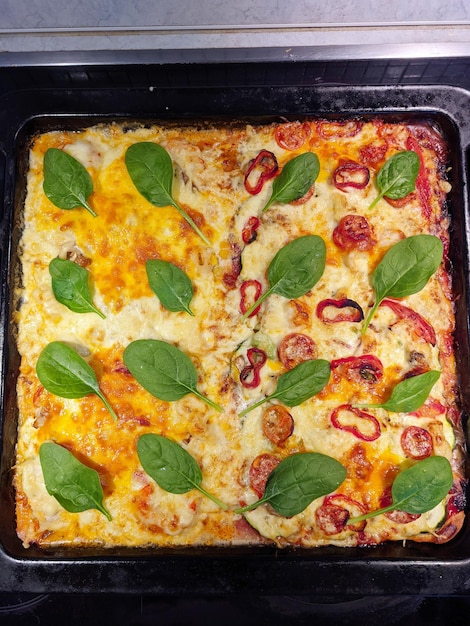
13 117 466 549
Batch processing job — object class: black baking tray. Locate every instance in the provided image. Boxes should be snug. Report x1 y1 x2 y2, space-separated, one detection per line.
1 56 470 596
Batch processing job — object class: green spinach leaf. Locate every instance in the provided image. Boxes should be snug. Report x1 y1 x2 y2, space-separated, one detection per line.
49 258 105 319
241 235 326 321
36 341 118 420
368 150 420 211
137 433 228 509
146 259 194 316
39 441 112 520
348 456 453 524
236 452 346 516
239 358 330 417
262 152 320 213
359 370 440 413
43 148 96 217
362 234 443 333
123 339 223 412
125 142 211 245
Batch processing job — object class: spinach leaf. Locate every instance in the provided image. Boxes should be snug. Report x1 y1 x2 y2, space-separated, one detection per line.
43 148 96 217
49 258 105 319
137 433 228 509
359 370 440 413
236 452 346 516
241 235 326 321
262 152 320 213
36 341 118 420
368 150 420 211
123 339 223 412
125 142 211 246
39 441 112 520
348 456 453 524
362 234 443 333
239 358 330 417
146 259 194 316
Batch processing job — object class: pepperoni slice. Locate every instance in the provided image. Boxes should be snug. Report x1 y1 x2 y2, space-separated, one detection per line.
289 183 315 205
278 333 317 370
274 121 311 151
380 487 421 524
249 453 281 498
358 141 388 168
332 214 374 251
315 502 350 535
384 192 416 208
262 405 294 445
316 119 363 139
400 426 433 460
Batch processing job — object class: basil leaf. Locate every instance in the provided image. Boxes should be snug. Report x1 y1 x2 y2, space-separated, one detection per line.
146 259 194 316
125 142 211 246
348 456 453 524
362 370 440 413
49 258 105 319
236 452 346 516
241 235 326 321
36 341 118 420
39 442 111 520
368 150 420 210
262 152 320 213
43 148 96 217
137 433 228 509
123 339 223 412
239 359 330 417
362 235 443 333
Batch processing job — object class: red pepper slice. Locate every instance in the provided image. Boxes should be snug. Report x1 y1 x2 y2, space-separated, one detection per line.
239 347 267 388
316 298 364 323
332 161 370 191
330 354 383 384
244 150 278 195
406 135 432 219
241 216 260 244
239 280 263 317
331 404 381 442
380 299 436 346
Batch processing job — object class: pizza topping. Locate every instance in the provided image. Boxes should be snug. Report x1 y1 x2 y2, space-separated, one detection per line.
360 370 440 413
222 242 242 288
49 258 106 319
331 404 381 442
379 487 421 524
401 426 434 460
368 150 420 212
274 121 311 151
277 333 317 370
380 298 436 345
240 280 263 317
358 141 388 168
289 183 316 205
332 161 370 191
241 216 261 244
331 354 383 384
239 347 267 388
316 119 363 139
249 453 281 497
406 136 433 219
316 298 364 324
262 152 320 213
384 192 416 207
315 494 367 535
333 214 374 251
262 405 294 445
244 149 279 195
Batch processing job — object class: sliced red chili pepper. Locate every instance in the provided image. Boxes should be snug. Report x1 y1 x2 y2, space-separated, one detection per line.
331 404 381 442
330 355 383 384
244 150 278 195
406 135 432 220
262 405 294 445
332 161 370 191
316 119 363 139
400 425 433 460
241 216 260 244
239 347 267 389
332 214 374 251
274 121 311 151
316 298 364 323
380 299 436 346
239 280 262 317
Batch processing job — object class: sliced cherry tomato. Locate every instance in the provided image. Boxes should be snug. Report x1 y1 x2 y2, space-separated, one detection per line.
249 453 281 497
401 426 433 460
331 404 381 442
330 354 383 384
262 405 294 445
239 280 262 317
239 347 267 389
406 135 432 219
316 298 364 324
332 214 374 251
244 150 278 195
380 486 421 524
380 299 436 346
274 121 311 151
277 333 317 370
332 161 370 191
316 119 363 139
241 216 260 244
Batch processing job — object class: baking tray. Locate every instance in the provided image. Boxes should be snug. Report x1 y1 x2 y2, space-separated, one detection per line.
1 58 470 595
